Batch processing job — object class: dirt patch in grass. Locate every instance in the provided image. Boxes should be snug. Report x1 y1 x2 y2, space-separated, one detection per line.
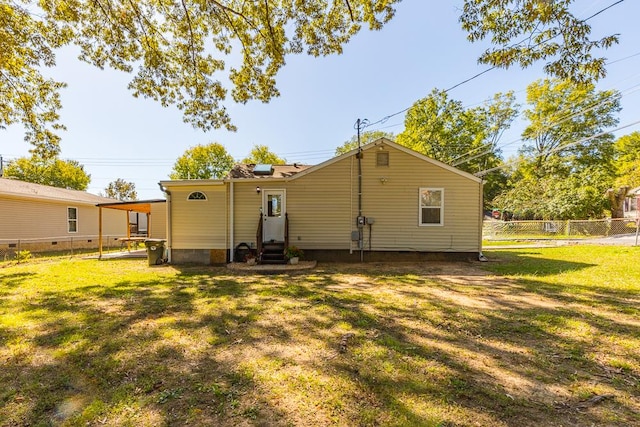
1 250 639 426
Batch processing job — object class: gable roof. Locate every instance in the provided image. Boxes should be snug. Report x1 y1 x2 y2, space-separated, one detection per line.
226 163 312 179
285 138 483 184
161 138 482 187
0 177 119 205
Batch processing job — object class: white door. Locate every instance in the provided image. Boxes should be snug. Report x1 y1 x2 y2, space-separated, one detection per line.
262 189 285 242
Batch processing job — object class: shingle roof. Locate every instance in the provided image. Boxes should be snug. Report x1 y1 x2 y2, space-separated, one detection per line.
0 177 119 205
226 164 312 179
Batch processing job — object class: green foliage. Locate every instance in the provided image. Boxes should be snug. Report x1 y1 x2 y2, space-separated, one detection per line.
284 246 303 259
493 167 610 220
520 79 620 175
0 0 70 158
3 1 618 156
15 250 32 263
494 79 620 219
397 89 518 206
614 132 640 188
460 0 619 84
4 155 91 190
170 142 234 180
334 130 395 156
241 145 286 165
103 178 137 201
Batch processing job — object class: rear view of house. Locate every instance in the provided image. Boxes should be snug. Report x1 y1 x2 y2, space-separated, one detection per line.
159 138 484 264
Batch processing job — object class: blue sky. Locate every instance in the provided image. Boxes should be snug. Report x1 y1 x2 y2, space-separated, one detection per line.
3 1 640 199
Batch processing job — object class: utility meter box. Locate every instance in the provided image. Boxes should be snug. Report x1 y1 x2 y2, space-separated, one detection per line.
356 216 366 227
366 217 375 225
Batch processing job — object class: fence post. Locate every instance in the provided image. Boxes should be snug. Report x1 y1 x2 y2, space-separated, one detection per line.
566 221 571 237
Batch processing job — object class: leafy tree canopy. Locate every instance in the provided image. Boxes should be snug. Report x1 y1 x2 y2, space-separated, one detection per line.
241 145 286 165
520 78 620 177
396 89 518 206
103 178 138 201
614 132 640 188
494 79 621 219
334 130 395 156
460 0 619 84
4 155 91 190
170 142 234 180
2 0 617 157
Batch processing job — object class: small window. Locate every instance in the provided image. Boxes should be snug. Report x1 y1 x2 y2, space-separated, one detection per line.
187 191 207 200
376 151 389 167
68 207 78 233
419 188 444 226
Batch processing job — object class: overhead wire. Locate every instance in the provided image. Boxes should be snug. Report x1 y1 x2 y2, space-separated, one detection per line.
361 0 626 133
475 119 640 177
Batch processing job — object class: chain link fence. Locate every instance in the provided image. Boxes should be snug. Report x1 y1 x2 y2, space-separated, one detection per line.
0 235 126 261
483 218 639 240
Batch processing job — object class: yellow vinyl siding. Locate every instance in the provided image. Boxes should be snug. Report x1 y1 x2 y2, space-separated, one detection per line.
0 196 126 239
171 186 227 249
232 182 263 247
149 203 167 239
285 158 353 249
356 145 481 252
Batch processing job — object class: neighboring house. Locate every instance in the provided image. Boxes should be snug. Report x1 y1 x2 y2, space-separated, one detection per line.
159 138 484 264
1 177 128 253
624 187 640 218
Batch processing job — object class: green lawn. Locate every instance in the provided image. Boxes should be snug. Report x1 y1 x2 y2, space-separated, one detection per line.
1 247 639 426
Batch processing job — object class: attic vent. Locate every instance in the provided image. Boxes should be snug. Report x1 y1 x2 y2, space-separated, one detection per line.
254 164 274 176
376 151 389 167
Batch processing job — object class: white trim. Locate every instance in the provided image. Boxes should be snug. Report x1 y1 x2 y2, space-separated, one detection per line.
261 188 286 241
67 206 79 233
418 188 444 226
187 191 207 201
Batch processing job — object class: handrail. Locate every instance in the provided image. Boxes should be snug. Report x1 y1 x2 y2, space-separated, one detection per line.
256 213 263 257
284 212 289 250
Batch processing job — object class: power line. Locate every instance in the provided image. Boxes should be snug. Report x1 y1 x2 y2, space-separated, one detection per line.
475 119 640 177
362 0 625 132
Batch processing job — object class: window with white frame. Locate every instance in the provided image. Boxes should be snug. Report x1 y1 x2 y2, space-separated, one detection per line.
68 207 78 233
419 188 443 226
187 191 207 200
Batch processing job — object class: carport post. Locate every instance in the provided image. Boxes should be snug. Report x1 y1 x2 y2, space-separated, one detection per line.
98 207 103 259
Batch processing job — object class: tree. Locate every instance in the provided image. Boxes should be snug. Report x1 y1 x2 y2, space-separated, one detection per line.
3 1 618 155
460 0 619 84
104 178 138 201
494 79 621 219
614 132 640 189
170 142 234 180
334 130 395 156
4 155 90 190
520 79 620 176
241 145 286 165
2 0 398 155
396 89 518 206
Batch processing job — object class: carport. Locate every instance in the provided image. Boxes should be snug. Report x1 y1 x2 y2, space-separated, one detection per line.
95 199 166 259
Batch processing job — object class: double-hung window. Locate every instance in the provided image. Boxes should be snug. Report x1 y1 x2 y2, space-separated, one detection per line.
419 188 443 226
68 207 78 233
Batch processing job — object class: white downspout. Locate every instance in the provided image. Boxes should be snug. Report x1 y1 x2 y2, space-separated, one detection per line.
158 183 172 263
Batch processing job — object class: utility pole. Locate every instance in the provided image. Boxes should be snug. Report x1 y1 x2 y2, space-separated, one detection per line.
354 119 368 262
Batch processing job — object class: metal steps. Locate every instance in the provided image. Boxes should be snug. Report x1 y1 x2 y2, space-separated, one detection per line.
260 241 286 264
